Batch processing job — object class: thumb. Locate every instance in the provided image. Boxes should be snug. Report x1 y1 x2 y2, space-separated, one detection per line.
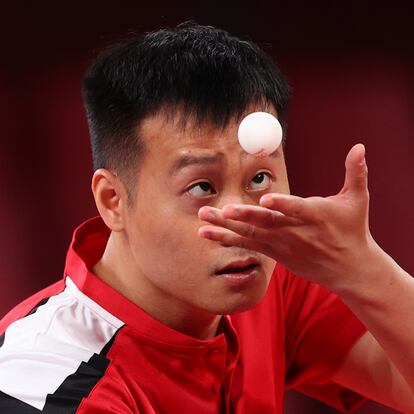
342 143 368 195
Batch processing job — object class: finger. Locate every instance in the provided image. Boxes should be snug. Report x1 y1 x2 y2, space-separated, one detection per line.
259 193 312 219
198 206 222 223
342 143 368 195
198 225 272 255
221 204 298 229
199 206 265 240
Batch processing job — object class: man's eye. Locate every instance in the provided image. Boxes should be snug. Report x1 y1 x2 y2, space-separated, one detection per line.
249 172 272 190
188 181 216 197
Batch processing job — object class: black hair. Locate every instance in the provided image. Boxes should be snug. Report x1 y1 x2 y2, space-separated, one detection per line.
82 22 291 199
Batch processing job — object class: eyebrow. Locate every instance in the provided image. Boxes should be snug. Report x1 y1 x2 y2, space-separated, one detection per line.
169 153 223 176
240 148 280 159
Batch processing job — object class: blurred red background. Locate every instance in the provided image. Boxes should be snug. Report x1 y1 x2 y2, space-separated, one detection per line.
1 2 412 413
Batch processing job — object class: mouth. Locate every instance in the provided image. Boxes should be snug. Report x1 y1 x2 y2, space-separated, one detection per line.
215 259 260 276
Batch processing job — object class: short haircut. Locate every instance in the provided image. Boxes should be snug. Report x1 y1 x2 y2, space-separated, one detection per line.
82 22 291 200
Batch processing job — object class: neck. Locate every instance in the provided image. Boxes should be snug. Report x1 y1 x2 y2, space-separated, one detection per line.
92 232 222 340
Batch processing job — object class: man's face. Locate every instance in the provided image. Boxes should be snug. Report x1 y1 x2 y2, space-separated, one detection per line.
122 109 290 318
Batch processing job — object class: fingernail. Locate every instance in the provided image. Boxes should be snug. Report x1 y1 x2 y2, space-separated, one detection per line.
206 210 216 220
202 230 211 238
260 195 272 206
223 205 239 218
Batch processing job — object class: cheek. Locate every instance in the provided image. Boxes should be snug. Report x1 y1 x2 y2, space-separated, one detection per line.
278 162 291 194
262 256 276 276
270 170 290 195
281 174 291 194
134 207 206 267
130 183 211 271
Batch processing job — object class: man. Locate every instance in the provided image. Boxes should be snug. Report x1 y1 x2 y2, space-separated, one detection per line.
0 23 412 413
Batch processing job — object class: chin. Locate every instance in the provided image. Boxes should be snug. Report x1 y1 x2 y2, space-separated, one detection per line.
212 288 268 315
227 298 264 315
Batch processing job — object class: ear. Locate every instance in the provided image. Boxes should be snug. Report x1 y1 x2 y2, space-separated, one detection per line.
91 169 127 232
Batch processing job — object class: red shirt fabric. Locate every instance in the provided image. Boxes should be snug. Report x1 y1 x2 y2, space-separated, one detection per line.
0 217 367 413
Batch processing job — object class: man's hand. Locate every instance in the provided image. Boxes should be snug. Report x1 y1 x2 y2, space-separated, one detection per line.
199 143 414 410
198 143 379 292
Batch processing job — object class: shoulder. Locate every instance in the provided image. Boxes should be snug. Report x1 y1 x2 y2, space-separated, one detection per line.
0 279 65 335
0 277 125 412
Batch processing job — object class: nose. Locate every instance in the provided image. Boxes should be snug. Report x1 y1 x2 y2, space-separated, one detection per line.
215 191 253 209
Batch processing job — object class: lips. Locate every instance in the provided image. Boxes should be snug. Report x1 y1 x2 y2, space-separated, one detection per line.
215 258 260 275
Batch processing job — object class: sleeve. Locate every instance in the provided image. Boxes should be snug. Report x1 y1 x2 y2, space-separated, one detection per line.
280 266 368 413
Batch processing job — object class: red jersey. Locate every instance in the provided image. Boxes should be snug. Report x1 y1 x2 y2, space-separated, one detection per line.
0 217 367 413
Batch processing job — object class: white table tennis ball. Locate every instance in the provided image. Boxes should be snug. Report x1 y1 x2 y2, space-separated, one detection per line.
238 112 283 155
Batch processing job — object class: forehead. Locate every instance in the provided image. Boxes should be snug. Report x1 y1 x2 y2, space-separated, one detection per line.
139 105 280 157
135 108 290 194
140 113 233 154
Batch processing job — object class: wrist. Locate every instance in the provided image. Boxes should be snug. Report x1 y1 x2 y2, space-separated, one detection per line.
329 240 397 305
